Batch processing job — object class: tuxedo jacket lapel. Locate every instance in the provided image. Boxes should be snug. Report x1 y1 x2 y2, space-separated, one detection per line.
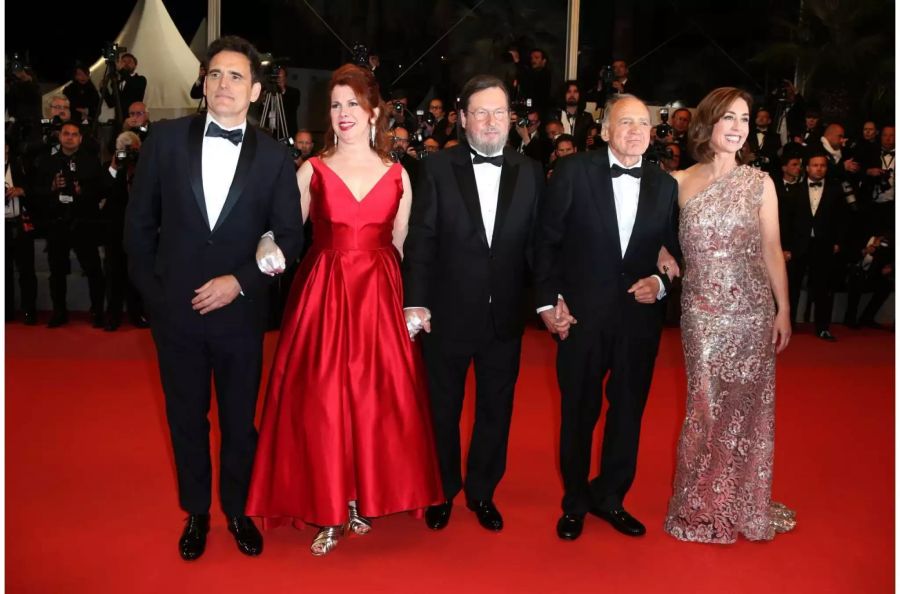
188 116 211 231
588 153 622 259
212 125 258 235
492 148 519 245
452 151 489 249
623 164 659 263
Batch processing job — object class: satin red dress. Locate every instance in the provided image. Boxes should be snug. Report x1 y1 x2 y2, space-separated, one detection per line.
246 157 442 527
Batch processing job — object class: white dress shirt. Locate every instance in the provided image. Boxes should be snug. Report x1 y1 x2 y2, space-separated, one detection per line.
808 179 824 239
201 113 246 228
471 149 503 247
560 110 578 136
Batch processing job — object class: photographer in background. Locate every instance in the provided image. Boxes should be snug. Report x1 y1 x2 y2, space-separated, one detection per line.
387 89 418 137
273 67 300 137
511 107 547 163
5 139 37 325
63 64 100 125
32 122 105 328
101 131 147 331
102 53 147 123
292 129 315 169
391 125 419 188
659 142 681 173
515 48 552 115
554 81 594 150
844 227 893 329
863 124 895 224
769 80 806 147
190 64 207 111
6 62 43 153
746 107 781 178
427 98 455 145
122 102 151 140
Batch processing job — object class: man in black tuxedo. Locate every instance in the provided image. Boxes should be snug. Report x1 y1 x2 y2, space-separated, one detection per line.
781 151 845 341
748 107 782 178
534 94 679 541
402 75 543 533
125 36 303 561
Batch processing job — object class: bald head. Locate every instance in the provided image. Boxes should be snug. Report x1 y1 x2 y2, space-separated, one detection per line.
823 123 845 149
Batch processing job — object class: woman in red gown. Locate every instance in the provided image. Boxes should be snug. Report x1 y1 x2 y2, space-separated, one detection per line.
246 64 442 555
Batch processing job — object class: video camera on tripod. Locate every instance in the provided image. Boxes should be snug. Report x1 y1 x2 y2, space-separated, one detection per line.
257 53 293 143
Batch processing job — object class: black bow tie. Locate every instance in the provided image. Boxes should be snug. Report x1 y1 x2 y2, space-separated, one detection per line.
883 150 894 157
610 164 642 178
471 151 503 167
809 181 823 188
205 122 244 146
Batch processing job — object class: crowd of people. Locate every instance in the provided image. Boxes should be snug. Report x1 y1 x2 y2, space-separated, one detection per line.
2 36 890 561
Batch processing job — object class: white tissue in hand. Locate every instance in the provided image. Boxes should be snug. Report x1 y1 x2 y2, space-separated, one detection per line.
257 249 286 275
407 313 425 339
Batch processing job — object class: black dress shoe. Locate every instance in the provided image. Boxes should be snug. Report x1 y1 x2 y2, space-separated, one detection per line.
130 313 150 328
46 311 68 328
424 501 453 530
590 507 646 536
22 312 36 326
179 514 210 561
104 316 121 332
816 330 837 342
90 311 105 329
227 515 263 556
556 513 584 540
466 499 503 532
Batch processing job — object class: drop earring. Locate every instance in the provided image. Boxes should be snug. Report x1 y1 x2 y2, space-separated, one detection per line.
370 123 376 147
334 132 338 145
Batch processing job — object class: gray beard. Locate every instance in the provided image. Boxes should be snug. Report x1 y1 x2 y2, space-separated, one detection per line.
465 128 508 156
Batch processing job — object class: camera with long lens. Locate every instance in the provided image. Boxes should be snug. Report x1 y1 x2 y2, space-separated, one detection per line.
655 108 672 140
102 42 124 66
351 43 370 68
600 65 615 85
40 116 64 140
512 98 533 128
115 148 139 166
644 142 674 165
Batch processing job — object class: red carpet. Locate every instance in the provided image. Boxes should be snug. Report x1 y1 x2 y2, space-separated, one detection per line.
5 320 894 593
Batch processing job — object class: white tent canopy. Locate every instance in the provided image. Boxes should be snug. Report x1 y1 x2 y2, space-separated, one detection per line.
42 0 200 121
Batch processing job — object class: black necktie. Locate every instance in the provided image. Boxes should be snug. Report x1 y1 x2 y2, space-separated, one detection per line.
610 164 642 178
205 122 244 146
471 151 503 167
809 181 823 188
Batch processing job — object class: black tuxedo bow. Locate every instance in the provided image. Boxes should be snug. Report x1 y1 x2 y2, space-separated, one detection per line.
610 164 642 178
471 151 504 167
205 122 244 146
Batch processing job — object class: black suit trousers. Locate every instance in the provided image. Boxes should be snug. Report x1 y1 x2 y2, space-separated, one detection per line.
151 320 263 516
557 315 661 515
420 315 522 503
5 219 37 317
788 238 835 331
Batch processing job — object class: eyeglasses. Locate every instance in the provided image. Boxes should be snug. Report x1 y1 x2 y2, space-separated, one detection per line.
392 136 409 143
128 111 146 116
466 108 510 122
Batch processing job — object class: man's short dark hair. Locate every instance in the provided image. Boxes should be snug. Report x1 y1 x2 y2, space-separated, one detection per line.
554 134 576 150
673 107 692 118
531 48 546 60
206 36 262 83
458 75 509 115
60 121 82 135
805 147 830 164
121 53 137 64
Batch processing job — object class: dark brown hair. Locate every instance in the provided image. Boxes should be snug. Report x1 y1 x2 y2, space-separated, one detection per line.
320 64 392 162
688 87 753 163
206 36 262 83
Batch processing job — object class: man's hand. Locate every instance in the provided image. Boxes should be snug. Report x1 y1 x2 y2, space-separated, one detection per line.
611 80 625 92
628 276 660 304
5 186 24 199
783 250 792 262
516 124 531 143
833 244 840 254
657 246 680 280
192 275 241 315
843 158 860 174
51 172 65 191
404 307 432 337
867 167 885 177
256 234 285 276
539 298 577 340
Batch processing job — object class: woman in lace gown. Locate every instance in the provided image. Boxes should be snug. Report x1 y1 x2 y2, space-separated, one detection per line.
664 88 795 543
246 64 442 555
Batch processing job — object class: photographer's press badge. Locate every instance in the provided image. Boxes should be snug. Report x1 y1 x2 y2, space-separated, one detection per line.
59 192 74 204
